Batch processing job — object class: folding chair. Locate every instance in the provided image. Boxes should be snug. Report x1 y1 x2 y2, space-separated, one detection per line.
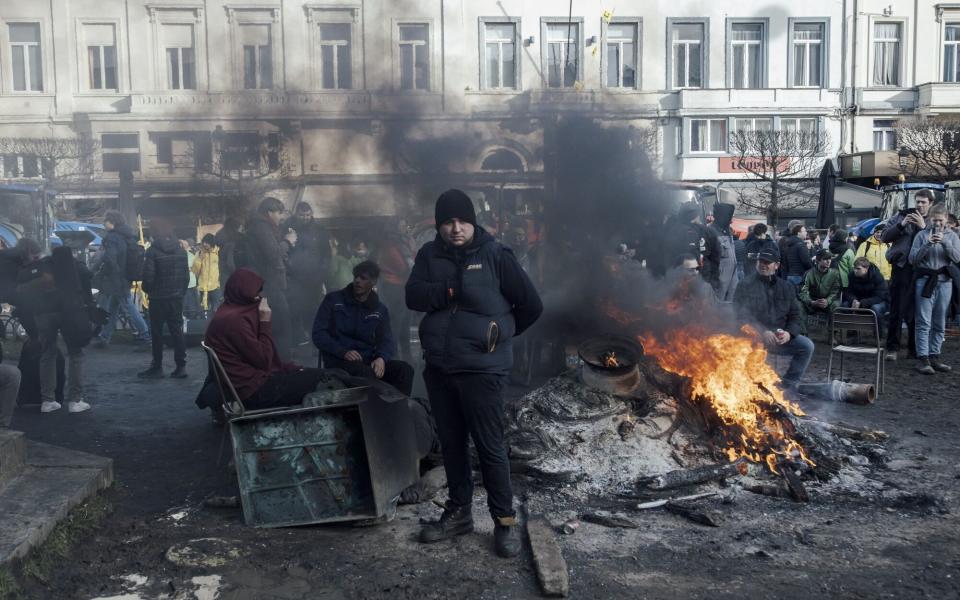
827 308 885 395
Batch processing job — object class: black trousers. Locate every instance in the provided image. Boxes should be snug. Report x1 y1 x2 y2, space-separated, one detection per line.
322 355 414 397
887 264 917 352
379 283 411 360
287 279 322 343
245 368 327 410
149 297 186 368
422 366 513 519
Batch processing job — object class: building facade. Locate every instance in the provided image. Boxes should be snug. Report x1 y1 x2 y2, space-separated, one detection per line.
0 0 957 222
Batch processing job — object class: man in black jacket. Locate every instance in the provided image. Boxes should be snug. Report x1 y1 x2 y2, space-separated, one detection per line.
139 218 189 379
880 188 933 357
843 257 890 320
406 189 542 559
284 202 330 344
94 211 151 347
733 242 814 389
780 220 814 286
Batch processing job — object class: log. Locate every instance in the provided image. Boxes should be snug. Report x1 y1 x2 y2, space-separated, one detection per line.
526 516 570 597
664 502 721 527
743 484 792 500
636 491 717 510
643 461 748 491
778 462 810 503
581 511 639 529
810 420 889 442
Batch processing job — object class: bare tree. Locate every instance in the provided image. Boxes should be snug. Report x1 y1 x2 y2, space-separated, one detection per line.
0 135 99 185
728 129 829 224
895 117 960 182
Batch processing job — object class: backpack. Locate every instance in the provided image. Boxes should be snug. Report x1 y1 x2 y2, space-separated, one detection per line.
125 237 145 281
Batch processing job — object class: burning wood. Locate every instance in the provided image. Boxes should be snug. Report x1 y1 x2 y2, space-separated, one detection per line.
743 484 793 499
642 461 749 491
778 461 810 503
601 351 620 368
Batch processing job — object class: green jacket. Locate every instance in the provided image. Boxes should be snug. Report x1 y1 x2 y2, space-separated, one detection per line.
326 254 363 291
799 267 842 311
834 248 855 287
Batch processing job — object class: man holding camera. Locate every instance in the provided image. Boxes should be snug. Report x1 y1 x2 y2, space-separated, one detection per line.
881 189 933 359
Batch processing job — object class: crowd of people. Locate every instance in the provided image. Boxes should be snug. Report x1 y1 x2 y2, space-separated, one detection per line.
663 189 960 378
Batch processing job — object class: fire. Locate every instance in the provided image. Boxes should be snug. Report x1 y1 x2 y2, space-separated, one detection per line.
602 351 620 368
640 324 815 473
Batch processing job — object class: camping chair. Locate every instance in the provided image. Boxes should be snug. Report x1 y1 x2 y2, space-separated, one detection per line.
827 308 885 395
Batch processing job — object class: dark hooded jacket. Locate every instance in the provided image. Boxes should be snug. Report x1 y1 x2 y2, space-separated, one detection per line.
204 268 298 401
406 227 542 375
16 248 95 346
283 215 330 285
782 234 813 277
733 272 804 338
243 213 288 291
215 222 241 288
881 211 924 268
96 223 137 296
843 263 890 307
142 236 189 300
312 284 395 365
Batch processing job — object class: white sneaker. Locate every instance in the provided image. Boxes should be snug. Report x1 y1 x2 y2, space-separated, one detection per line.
68 400 91 413
40 401 62 413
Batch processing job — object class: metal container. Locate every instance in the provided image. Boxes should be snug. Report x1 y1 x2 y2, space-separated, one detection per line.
229 386 419 528
578 335 644 396
796 381 876 405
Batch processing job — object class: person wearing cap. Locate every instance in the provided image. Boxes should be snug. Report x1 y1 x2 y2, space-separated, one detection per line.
779 220 813 287
733 241 814 389
799 249 843 325
406 189 543 558
855 224 892 280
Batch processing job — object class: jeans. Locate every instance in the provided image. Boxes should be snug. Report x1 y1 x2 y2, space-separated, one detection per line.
786 275 804 287
148 297 186 368
183 288 202 319
842 299 888 326
422 366 513 519
36 314 83 404
98 291 150 342
915 277 952 358
767 334 815 387
0 364 21 426
322 355 414 397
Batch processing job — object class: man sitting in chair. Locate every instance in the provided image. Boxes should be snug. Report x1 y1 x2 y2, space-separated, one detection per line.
799 249 842 325
312 260 414 396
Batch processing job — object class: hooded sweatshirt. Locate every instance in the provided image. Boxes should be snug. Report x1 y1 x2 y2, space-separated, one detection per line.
142 236 189 300
204 268 299 401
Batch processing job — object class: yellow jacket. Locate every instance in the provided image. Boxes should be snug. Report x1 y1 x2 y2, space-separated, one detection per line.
192 247 220 292
855 238 892 280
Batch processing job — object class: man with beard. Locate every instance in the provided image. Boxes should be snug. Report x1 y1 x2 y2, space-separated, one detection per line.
283 202 330 344
734 242 813 390
243 197 296 360
406 189 542 558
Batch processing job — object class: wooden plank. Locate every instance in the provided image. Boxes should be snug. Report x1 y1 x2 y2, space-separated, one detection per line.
526 516 570 598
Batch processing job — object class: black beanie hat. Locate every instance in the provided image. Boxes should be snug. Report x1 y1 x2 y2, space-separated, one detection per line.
435 189 477 229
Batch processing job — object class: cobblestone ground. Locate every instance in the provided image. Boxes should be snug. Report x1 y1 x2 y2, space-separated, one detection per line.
7 333 960 600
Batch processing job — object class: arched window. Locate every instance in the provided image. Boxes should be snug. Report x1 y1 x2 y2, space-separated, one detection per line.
481 149 524 172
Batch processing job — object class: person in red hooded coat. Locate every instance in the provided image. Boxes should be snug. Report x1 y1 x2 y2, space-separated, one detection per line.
204 268 323 409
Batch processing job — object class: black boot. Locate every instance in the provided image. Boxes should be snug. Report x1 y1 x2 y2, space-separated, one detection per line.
170 365 188 379
138 364 164 379
916 357 935 375
494 515 521 558
930 355 952 372
418 501 474 543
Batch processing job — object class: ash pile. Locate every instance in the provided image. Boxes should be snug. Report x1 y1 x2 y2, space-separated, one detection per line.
506 334 899 509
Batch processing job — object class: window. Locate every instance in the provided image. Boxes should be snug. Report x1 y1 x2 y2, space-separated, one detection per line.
101 133 140 173
398 24 429 90
729 22 764 89
605 22 638 88
482 22 518 90
221 132 261 171
83 24 117 91
690 119 727 153
163 24 196 90
671 22 704 89
1 155 45 178
945 24 960 82
873 22 901 86
546 22 580 88
318 23 351 89
873 119 897 151
792 22 824 87
734 118 773 132
780 118 819 134
240 24 272 89
152 132 211 170
9 23 43 92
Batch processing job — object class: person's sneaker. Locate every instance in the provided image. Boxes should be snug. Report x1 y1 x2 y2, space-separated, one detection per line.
493 516 522 558
884 351 898 361
916 357 935 375
40 401 62 413
930 356 952 372
170 366 188 379
68 400 91 413
137 365 164 379
418 501 474 543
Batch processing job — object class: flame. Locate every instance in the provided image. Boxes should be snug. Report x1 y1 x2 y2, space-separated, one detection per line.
640 324 815 473
602 351 620 368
